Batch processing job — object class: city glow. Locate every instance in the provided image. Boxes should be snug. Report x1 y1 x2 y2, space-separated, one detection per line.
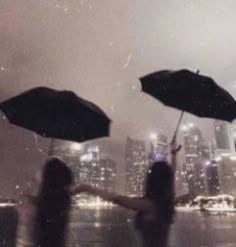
150 133 157 140
74 198 114 209
205 161 211 166
0 202 15 207
215 156 222 162
71 143 82 151
221 153 230 157
177 195 236 213
80 153 93 162
230 155 236 161
188 123 194 128
181 125 188 131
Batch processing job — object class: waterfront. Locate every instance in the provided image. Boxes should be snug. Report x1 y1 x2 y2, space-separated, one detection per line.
68 208 236 247
1 206 236 247
0 207 236 247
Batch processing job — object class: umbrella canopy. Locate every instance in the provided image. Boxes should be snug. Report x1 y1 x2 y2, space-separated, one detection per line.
140 69 236 122
0 87 111 143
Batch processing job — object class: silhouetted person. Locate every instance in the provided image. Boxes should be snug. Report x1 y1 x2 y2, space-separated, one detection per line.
16 157 73 247
71 145 178 247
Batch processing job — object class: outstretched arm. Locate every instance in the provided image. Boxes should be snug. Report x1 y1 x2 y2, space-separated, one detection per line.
70 184 154 212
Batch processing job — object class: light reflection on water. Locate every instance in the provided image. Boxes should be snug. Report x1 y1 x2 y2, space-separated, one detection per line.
68 208 236 247
1 207 236 247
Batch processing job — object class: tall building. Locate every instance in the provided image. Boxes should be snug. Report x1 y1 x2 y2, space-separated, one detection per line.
79 143 117 191
79 145 100 186
98 157 116 192
213 121 236 195
205 161 220 195
54 141 117 195
216 155 236 195
214 121 231 151
182 123 205 196
228 123 236 153
125 137 147 196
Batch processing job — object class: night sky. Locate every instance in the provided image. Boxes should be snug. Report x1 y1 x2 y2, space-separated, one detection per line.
1 0 236 197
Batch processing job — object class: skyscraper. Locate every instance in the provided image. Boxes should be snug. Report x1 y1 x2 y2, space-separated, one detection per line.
125 137 147 196
228 123 236 153
54 140 117 196
216 156 236 195
214 120 231 151
182 123 205 196
79 142 117 191
205 161 220 195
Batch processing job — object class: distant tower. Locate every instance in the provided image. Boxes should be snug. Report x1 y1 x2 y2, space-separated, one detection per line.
217 156 236 195
228 123 236 153
214 120 231 151
53 140 117 196
205 161 220 195
125 137 147 196
182 123 205 196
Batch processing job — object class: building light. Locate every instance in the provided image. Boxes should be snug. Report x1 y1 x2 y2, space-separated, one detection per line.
150 133 157 140
188 123 194 128
88 146 99 152
205 161 211 166
221 153 230 157
80 153 93 162
71 143 82 151
233 132 236 139
182 125 188 131
230 156 236 161
186 154 198 157
215 156 222 162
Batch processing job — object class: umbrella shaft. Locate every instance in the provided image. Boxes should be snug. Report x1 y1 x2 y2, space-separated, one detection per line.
172 111 184 143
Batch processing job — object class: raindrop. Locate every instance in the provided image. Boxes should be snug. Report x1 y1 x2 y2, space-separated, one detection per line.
110 105 115 113
94 222 101 228
123 53 132 69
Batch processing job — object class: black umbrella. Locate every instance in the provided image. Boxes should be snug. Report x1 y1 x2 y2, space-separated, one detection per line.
140 69 236 142
0 87 111 144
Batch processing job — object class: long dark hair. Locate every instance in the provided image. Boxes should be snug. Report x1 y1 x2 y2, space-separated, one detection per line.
34 157 73 247
145 161 175 222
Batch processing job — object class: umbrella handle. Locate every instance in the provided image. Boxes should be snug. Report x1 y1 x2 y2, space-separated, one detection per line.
171 111 184 144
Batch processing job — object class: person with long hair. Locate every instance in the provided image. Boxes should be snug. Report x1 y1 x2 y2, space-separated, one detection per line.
70 144 179 247
16 157 73 247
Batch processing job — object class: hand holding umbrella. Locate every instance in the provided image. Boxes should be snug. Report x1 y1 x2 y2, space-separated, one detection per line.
140 69 236 141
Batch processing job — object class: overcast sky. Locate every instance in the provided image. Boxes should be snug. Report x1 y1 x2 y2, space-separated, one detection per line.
1 0 236 196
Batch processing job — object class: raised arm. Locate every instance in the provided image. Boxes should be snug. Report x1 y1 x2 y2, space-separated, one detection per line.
70 183 154 212
170 140 181 173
